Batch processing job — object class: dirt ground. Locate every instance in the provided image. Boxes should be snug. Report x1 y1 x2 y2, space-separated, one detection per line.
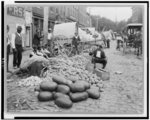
6 40 144 114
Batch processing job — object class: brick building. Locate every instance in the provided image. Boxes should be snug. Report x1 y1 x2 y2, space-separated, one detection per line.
6 6 32 48
49 5 91 27
6 5 91 48
131 6 143 23
32 7 57 38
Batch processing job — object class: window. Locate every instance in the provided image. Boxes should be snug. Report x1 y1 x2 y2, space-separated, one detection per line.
51 7 55 12
73 9 74 17
72 8 74 16
36 6 42 9
50 7 53 11
63 11 65 16
56 8 59 13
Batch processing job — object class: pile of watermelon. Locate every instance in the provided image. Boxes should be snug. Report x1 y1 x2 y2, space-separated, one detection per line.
35 75 101 109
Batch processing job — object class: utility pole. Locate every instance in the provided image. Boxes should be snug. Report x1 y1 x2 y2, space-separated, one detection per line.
95 16 99 44
43 7 49 45
89 7 92 27
97 16 99 31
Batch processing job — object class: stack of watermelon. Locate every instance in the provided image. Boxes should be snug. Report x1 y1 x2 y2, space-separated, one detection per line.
35 75 101 109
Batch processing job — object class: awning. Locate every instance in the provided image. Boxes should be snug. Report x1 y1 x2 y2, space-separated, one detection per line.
53 22 77 39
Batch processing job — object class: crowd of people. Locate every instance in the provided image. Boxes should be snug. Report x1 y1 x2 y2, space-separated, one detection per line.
8 23 143 73
6 26 86 72
7 25 108 74
6 25 52 72
7 24 143 73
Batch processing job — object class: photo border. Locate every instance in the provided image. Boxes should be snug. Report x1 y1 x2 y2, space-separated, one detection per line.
1 0 149 119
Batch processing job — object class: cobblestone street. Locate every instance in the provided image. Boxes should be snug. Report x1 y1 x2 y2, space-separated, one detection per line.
4 3 147 119
62 41 144 113
7 40 144 114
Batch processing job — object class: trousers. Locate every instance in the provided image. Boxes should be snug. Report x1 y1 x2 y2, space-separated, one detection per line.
73 46 79 55
92 57 107 69
13 44 23 68
7 44 10 71
107 40 110 48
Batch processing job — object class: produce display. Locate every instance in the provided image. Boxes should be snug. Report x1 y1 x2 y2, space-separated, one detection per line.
17 76 43 87
55 96 73 108
56 85 70 94
40 81 57 91
21 55 49 70
69 92 89 102
47 55 103 86
38 91 53 101
53 92 69 99
16 54 103 109
17 55 103 89
69 81 86 92
87 87 100 99
35 75 101 109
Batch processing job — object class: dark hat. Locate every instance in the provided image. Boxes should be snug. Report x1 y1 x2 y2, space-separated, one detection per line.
17 26 22 30
37 45 41 50
97 44 103 48
7 25 9 29
33 46 37 50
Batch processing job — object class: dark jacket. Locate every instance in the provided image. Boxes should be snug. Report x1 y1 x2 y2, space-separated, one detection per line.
90 49 106 59
72 36 80 47
33 33 41 46
15 32 22 45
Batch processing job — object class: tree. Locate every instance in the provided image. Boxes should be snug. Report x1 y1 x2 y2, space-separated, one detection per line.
115 20 127 33
91 15 131 33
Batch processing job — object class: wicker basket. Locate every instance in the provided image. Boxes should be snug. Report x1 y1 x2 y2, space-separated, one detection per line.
93 68 110 81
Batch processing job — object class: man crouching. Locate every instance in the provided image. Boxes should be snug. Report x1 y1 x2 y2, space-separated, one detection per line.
89 45 107 69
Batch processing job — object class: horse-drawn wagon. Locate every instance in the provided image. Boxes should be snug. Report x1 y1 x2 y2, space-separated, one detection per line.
122 23 143 56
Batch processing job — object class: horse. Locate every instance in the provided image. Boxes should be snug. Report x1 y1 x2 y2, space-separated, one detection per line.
122 32 142 56
116 35 124 51
101 30 115 48
134 32 142 56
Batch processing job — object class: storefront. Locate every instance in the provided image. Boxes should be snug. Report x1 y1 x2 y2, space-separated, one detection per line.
32 7 44 40
6 6 32 48
48 11 57 31
32 7 56 41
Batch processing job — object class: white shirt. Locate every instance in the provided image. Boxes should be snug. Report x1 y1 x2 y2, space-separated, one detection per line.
11 32 24 49
30 51 37 57
48 33 52 40
75 35 78 39
36 50 44 56
96 51 101 58
41 48 46 54
7 32 11 45
43 49 50 54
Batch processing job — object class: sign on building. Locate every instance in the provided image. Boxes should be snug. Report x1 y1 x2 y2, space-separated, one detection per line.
25 11 32 25
7 6 24 18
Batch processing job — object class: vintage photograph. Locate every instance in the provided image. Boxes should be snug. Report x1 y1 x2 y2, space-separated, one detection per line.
3 1 148 119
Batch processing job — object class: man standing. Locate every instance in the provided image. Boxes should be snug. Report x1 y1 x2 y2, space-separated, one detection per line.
72 32 81 55
106 38 110 48
33 29 41 48
47 28 53 53
7 25 11 72
135 29 142 56
47 28 52 42
11 26 23 69
89 45 107 69
101 33 106 48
